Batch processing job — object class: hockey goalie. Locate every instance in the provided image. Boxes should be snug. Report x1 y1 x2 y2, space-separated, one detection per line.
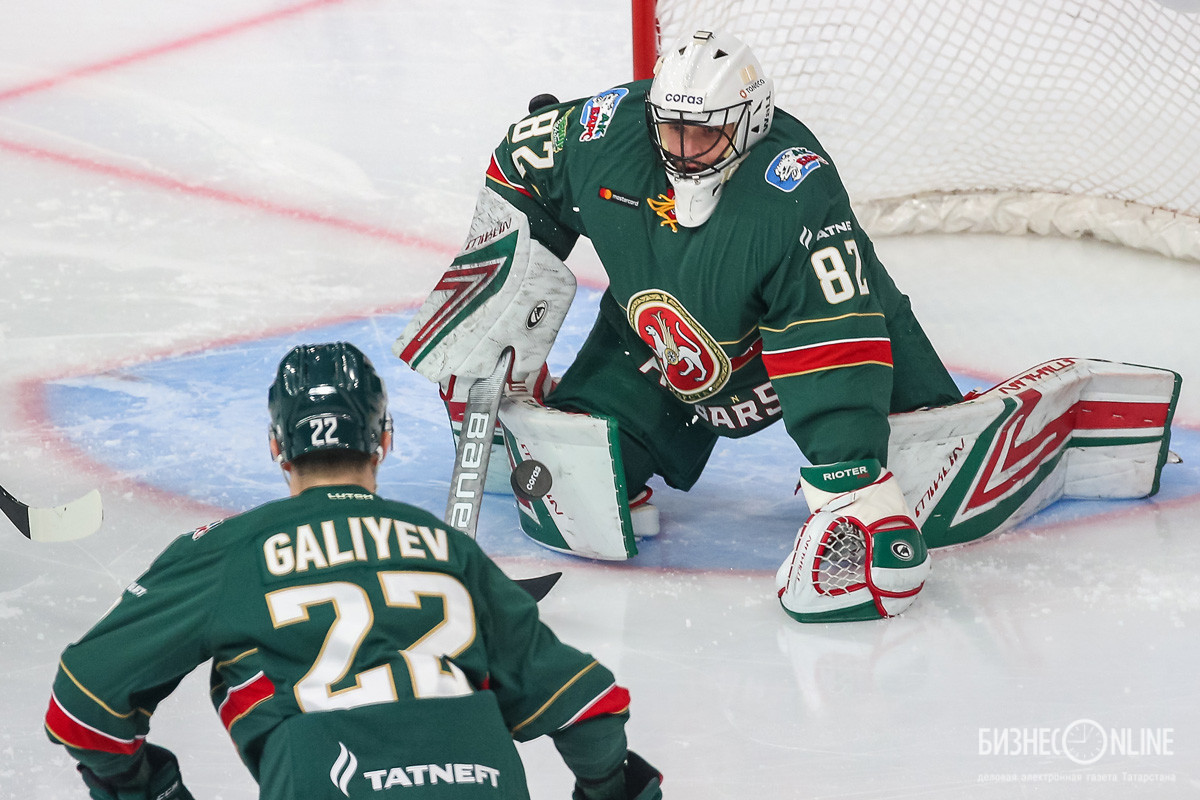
394 29 1182 623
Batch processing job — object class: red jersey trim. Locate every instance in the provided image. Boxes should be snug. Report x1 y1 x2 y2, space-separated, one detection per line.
485 155 533 198
218 671 275 731
560 683 632 729
763 337 893 379
730 337 763 372
44 692 144 755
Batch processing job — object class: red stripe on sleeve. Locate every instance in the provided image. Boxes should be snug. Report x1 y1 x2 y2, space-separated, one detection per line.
565 683 631 728
44 693 144 755
485 155 533 198
762 338 892 379
730 337 763 372
218 672 275 731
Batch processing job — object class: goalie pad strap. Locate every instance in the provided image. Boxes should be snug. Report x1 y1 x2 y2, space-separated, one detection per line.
394 188 577 382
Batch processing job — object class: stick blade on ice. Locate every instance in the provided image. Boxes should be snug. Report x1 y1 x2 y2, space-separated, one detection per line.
26 490 103 542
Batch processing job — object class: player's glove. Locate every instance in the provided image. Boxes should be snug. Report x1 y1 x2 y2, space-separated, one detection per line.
776 458 930 622
77 744 194 800
571 750 662 800
621 751 663 800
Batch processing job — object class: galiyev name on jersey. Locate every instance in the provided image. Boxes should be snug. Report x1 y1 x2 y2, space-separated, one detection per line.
263 512 451 576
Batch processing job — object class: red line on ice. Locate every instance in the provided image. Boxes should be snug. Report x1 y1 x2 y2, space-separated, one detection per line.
0 137 454 254
0 0 455 254
0 0 350 103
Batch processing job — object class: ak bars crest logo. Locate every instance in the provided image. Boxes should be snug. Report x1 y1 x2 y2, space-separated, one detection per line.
627 289 730 403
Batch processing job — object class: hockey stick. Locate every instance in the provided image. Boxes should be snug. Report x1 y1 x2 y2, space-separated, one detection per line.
0 483 103 542
446 348 561 600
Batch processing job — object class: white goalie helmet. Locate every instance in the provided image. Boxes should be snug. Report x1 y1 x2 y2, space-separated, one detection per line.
646 30 774 227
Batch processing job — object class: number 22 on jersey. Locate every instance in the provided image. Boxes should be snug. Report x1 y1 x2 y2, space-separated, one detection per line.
266 570 475 712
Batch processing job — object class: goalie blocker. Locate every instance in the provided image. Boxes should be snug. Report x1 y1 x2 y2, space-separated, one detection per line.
394 188 575 495
393 188 576 385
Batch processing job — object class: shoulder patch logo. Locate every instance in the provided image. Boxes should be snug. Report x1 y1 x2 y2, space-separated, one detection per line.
628 290 730 402
552 109 573 152
598 186 640 208
579 87 629 142
765 147 829 192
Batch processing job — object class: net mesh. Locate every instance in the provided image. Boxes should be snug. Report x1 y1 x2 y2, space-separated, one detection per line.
813 518 867 595
651 1 1200 260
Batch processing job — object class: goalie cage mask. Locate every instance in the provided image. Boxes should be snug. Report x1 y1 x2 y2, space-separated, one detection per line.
646 30 774 178
268 342 392 464
645 30 774 226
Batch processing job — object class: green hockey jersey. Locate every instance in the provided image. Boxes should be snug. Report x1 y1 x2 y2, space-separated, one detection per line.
46 486 631 799
482 80 961 467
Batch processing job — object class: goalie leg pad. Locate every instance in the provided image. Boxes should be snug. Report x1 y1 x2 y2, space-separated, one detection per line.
441 363 559 495
776 461 930 623
499 396 639 561
887 358 1181 548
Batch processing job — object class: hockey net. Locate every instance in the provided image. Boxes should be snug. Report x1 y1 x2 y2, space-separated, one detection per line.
632 0 1200 261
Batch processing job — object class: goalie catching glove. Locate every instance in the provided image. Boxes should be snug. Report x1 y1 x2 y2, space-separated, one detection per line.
776 459 930 623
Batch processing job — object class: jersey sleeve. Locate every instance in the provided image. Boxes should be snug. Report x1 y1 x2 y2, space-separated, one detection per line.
45 526 224 781
483 87 636 260
462 550 630 741
756 185 896 466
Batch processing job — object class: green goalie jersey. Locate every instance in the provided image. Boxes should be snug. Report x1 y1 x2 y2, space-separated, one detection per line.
46 486 631 799
483 79 961 468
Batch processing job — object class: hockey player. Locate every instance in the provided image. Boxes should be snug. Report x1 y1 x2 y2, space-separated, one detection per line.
396 30 957 622
44 342 661 800
394 31 1180 623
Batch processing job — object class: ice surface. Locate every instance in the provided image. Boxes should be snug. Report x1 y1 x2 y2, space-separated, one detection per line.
2 2 1198 798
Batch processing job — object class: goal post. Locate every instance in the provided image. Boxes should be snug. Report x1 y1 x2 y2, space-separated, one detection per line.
630 0 1200 261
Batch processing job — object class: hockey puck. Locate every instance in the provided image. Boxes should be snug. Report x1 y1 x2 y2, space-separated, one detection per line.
511 459 552 500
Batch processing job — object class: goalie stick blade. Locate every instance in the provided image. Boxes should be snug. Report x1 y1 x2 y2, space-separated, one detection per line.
514 571 562 601
1 485 103 542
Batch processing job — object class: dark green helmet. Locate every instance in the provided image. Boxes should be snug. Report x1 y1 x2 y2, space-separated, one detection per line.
268 342 391 463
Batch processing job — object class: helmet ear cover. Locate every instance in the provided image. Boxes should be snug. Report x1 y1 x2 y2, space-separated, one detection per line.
267 342 392 465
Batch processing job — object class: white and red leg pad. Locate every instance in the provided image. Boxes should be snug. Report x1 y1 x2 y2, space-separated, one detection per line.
499 395 638 561
887 358 1181 548
776 464 931 623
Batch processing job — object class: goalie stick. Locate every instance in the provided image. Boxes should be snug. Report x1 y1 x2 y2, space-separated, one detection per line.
446 348 561 600
0 482 103 542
